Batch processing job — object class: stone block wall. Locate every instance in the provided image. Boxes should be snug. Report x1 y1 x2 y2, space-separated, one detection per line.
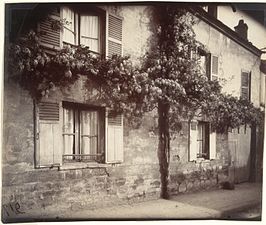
2 4 245 221
2 80 230 221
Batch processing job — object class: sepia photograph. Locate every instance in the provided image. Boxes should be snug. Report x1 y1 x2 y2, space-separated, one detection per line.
1 0 266 223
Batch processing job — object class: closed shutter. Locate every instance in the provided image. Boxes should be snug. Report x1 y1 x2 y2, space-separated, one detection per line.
209 131 216 159
211 55 219 81
107 13 122 57
206 53 211 80
38 8 61 50
241 71 251 100
35 101 63 167
189 121 198 161
106 111 123 163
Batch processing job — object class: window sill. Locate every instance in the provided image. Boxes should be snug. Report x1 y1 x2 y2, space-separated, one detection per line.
190 158 215 163
59 162 109 171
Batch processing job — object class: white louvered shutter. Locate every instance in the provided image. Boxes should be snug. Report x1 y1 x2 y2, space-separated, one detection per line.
106 111 123 163
189 121 198 161
107 13 123 57
36 101 63 167
209 131 217 159
211 55 219 81
38 8 61 50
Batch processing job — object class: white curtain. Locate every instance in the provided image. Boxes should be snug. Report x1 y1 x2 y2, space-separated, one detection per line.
80 15 99 53
80 111 98 155
62 7 75 45
63 108 74 156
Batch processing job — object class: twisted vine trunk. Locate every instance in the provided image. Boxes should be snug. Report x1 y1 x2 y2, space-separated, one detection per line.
158 101 170 199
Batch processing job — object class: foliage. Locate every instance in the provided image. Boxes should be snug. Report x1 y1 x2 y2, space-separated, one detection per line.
7 30 152 128
7 4 264 199
205 94 264 133
7 6 264 131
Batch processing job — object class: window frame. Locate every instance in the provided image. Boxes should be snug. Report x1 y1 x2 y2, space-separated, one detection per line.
62 101 105 163
189 120 216 162
61 6 106 56
197 121 210 159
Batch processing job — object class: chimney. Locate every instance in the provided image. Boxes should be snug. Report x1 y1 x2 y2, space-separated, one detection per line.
234 19 248 40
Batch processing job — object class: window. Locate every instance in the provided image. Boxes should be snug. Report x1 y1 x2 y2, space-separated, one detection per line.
38 6 123 57
35 101 124 167
198 50 207 75
62 7 77 45
241 71 251 100
62 102 105 162
189 121 216 161
190 48 211 79
62 6 103 54
197 122 210 159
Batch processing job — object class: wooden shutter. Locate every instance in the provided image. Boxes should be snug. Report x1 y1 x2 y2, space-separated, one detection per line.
107 13 122 57
106 111 123 163
206 53 211 80
35 101 63 167
241 71 251 100
38 8 61 50
209 131 216 159
189 121 198 161
211 55 219 81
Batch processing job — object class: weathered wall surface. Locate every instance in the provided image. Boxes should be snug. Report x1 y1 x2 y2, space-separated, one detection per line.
3 4 262 220
193 18 261 107
193 16 262 184
2 80 161 220
2 80 228 221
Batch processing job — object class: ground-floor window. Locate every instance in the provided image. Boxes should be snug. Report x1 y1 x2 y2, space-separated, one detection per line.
35 101 123 167
62 102 104 162
189 120 216 161
197 121 210 159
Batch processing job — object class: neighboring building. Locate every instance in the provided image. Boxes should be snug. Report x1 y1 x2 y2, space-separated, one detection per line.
2 3 264 220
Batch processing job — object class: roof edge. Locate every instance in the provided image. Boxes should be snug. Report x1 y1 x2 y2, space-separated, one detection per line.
190 6 262 57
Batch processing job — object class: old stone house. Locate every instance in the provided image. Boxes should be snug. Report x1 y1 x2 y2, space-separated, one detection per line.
2 3 265 219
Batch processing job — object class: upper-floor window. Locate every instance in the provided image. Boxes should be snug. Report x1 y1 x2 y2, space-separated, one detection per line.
195 49 218 81
241 71 251 100
38 5 123 57
62 6 103 54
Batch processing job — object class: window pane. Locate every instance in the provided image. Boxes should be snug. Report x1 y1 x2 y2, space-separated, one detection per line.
197 123 203 155
80 111 99 156
62 7 75 45
80 15 99 52
63 108 75 156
